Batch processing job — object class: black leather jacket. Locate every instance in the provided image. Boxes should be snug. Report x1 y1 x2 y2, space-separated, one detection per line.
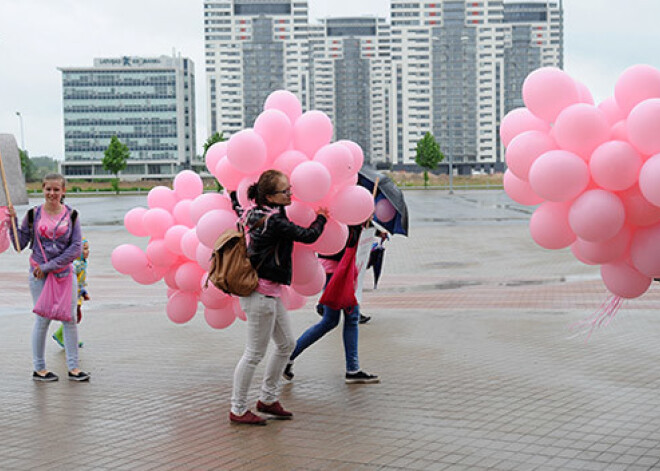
245 205 326 285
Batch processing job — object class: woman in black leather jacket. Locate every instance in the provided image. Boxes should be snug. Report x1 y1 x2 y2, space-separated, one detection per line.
229 169 327 425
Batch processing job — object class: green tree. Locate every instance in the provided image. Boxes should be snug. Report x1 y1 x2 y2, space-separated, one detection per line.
102 136 130 194
19 149 38 182
203 131 226 158
414 132 444 188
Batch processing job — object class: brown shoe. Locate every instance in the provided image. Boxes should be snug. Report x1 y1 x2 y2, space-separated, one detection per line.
229 410 267 426
256 400 293 419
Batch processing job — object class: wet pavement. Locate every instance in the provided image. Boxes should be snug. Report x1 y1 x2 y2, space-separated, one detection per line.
2 190 660 470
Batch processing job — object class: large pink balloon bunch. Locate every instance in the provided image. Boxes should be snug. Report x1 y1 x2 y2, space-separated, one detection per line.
503 65 660 299
112 90 374 328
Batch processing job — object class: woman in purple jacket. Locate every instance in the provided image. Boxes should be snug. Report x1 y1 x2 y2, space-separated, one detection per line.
6 173 90 382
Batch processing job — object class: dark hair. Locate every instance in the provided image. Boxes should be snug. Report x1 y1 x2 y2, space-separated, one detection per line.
247 170 286 206
42 173 67 203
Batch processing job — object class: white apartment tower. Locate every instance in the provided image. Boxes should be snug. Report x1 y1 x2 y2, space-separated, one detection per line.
390 0 562 172
203 0 310 135
308 18 391 165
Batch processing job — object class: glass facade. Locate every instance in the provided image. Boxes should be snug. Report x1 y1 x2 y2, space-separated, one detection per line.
59 56 195 179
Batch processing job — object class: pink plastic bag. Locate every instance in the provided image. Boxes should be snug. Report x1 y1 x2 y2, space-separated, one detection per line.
319 245 358 312
0 215 9 254
33 269 74 322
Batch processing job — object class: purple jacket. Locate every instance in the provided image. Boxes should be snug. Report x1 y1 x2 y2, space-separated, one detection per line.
10 205 82 274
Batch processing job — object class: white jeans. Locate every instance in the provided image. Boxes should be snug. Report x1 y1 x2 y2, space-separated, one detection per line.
231 292 295 415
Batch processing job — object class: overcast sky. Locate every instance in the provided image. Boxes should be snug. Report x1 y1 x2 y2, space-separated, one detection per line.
1 0 659 160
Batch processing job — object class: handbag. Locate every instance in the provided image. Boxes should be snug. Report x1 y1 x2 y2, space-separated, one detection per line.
32 210 74 322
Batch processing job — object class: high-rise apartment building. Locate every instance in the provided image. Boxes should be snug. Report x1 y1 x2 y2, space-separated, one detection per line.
204 0 310 135
390 0 562 172
59 55 196 179
308 17 391 164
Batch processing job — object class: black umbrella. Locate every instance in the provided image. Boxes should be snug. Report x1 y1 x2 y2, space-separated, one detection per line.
357 166 409 236
366 243 385 289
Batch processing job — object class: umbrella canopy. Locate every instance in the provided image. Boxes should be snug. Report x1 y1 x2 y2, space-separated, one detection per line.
358 166 409 236
367 245 385 289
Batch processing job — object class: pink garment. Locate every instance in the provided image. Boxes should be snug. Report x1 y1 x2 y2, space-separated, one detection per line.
256 278 283 298
38 207 69 239
320 257 339 274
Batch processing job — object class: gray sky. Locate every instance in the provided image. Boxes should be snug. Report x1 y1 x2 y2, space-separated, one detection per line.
1 0 659 160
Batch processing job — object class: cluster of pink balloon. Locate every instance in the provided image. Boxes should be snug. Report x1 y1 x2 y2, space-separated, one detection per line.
503 65 660 299
112 90 375 329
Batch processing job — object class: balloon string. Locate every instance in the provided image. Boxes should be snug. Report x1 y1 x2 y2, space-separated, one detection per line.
568 295 623 341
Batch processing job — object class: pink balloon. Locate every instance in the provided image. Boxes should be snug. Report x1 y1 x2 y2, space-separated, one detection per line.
254 109 293 161
589 141 642 191
231 298 247 321
281 286 307 311
172 199 194 228
500 107 551 148
204 306 236 329
291 245 319 285
175 262 205 293
205 141 228 174
601 261 652 299
313 143 354 184
264 90 303 124
568 190 625 242
292 263 326 297
522 67 580 123
503 170 544 206
286 201 316 226
195 209 237 248
610 120 629 141
227 129 267 174
199 280 231 309
638 154 660 206
190 193 232 225
111 244 149 275
214 156 247 192
174 170 203 200
505 130 558 181
529 202 575 249
374 199 396 223
142 208 174 239
273 150 308 177
196 243 213 272
575 81 594 105
572 226 631 265
614 64 660 115
337 140 364 172
528 150 589 202
630 222 660 277
620 185 660 227
570 243 598 266
124 207 149 237
164 225 189 255
146 239 177 267
147 186 177 212
180 229 200 261
309 218 349 255
598 97 625 126
293 110 333 158
625 98 660 155
290 161 331 202
131 264 165 285
237 175 260 208
166 291 198 324
329 185 375 225
163 267 180 289
552 104 610 158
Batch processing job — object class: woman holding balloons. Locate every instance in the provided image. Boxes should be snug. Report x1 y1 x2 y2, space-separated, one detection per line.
230 169 327 425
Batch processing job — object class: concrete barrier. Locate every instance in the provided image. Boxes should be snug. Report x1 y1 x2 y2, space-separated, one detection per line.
0 134 28 206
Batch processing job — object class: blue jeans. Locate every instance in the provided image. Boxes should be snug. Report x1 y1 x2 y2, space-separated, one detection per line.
29 271 79 371
290 274 360 373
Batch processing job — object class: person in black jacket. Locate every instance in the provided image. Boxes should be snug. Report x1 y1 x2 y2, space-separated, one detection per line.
230 169 327 425
283 224 380 385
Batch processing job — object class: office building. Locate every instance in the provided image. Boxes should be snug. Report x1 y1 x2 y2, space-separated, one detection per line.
59 55 196 179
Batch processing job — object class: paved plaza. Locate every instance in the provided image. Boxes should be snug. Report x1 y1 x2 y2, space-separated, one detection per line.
2 190 660 470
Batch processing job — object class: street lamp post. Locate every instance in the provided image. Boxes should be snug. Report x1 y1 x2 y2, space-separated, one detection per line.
15 111 25 151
